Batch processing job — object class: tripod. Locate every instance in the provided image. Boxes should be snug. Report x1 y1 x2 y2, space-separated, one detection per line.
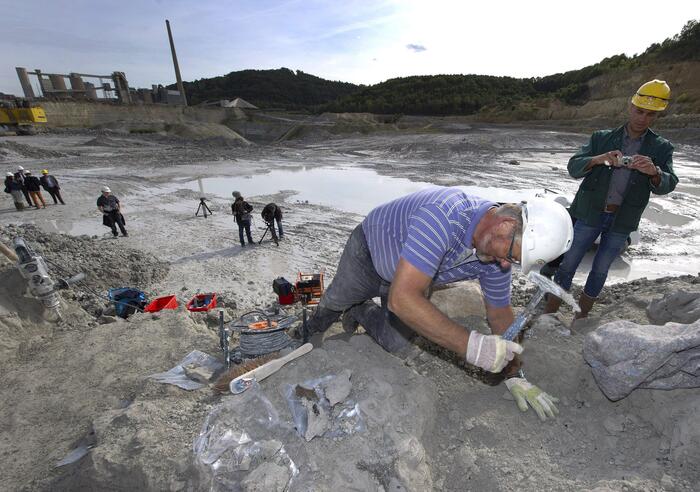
195 197 213 218
258 221 279 246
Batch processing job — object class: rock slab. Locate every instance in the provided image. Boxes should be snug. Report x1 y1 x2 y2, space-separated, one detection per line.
583 319 700 400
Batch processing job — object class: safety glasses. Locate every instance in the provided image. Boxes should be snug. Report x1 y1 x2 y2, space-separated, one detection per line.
505 226 521 266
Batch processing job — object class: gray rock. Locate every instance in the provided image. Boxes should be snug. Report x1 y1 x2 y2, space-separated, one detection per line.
98 315 118 324
647 290 700 324
241 462 290 492
583 319 700 400
183 363 215 383
430 281 486 319
323 369 352 406
303 399 330 441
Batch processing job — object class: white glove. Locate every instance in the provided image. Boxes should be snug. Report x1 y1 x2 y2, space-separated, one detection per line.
505 377 559 421
465 331 523 373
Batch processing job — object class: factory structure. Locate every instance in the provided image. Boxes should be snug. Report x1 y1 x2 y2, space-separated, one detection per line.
12 19 188 107
14 67 185 105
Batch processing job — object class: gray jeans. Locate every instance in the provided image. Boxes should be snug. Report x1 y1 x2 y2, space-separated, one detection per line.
309 224 416 352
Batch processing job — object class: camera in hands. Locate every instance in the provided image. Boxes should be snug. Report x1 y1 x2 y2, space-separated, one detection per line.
618 156 633 167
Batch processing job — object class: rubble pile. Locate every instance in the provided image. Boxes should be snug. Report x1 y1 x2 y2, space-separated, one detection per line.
0 224 168 316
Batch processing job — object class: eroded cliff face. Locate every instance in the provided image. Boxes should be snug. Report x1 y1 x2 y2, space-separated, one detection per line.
476 61 700 127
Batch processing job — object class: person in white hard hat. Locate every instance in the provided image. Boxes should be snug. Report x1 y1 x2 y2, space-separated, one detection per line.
13 165 33 207
545 80 679 320
305 187 573 421
97 186 128 237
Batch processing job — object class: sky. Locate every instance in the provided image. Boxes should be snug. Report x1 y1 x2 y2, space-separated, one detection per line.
1 0 696 96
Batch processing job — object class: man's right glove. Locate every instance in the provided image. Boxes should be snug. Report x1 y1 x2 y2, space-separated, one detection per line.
505 377 559 421
465 331 523 373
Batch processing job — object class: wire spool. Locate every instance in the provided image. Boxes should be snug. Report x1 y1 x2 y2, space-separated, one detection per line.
234 310 296 357
239 325 293 357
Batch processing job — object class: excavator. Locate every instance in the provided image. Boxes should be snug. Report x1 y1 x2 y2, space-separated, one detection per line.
0 99 47 135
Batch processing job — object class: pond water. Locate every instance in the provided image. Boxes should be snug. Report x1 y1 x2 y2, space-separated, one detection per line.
183 166 546 215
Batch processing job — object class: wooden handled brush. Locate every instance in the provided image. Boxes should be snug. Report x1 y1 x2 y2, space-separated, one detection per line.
212 343 314 394
212 353 280 393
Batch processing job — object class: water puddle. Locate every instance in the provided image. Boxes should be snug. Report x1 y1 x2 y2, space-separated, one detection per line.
180 166 552 215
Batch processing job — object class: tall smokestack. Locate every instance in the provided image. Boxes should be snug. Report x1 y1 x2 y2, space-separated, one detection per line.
165 19 187 106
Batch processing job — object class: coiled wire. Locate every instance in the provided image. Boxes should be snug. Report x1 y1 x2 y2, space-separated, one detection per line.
235 310 296 356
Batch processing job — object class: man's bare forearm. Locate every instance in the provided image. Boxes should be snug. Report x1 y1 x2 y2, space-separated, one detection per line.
388 290 469 356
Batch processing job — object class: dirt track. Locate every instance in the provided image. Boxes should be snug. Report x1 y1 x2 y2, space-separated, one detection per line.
1 123 699 491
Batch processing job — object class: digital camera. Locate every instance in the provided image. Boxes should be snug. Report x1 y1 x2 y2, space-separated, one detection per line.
619 156 633 167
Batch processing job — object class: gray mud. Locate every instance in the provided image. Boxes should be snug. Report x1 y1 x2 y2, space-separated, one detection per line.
1 124 699 491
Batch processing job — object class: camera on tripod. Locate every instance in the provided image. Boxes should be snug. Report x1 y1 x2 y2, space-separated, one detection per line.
195 197 213 218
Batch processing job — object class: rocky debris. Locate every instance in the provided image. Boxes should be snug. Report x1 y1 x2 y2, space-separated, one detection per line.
583 319 700 400
0 224 168 317
0 140 68 160
302 398 331 441
647 290 700 324
81 135 150 147
241 461 290 492
184 363 216 384
323 369 352 406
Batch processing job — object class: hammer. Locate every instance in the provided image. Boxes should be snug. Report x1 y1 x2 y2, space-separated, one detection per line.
502 271 580 341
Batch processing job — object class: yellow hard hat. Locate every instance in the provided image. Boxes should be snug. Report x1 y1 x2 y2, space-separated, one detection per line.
631 80 670 111
41 169 49 174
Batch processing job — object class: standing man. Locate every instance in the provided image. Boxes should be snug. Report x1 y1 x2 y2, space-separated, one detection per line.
545 80 678 319
40 169 65 205
14 165 33 207
231 191 254 247
24 171 46 209
5 172 25 210
97 186 128 237
306 187 573 421
261 202 284 241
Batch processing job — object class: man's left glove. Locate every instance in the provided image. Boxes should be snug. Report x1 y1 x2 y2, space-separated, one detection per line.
505 377 559 421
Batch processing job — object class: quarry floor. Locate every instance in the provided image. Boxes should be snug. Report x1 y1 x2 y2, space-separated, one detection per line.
0 124 699 491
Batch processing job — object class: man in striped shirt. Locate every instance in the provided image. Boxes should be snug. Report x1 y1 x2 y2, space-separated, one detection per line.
308 186 573 421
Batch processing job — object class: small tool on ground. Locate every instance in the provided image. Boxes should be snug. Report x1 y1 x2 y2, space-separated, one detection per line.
212 351 280 393
229 343 313 394
502 271 580 341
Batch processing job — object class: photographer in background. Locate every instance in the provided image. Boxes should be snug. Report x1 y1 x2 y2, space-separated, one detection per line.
261 202 284 241
545 80 678 320
232 191 254 247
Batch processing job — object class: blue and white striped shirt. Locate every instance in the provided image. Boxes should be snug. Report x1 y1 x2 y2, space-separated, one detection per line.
362 187 512 307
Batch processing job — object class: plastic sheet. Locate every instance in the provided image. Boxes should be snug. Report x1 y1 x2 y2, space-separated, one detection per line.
194 382 299 491
148 350 223 390
283 374 365 441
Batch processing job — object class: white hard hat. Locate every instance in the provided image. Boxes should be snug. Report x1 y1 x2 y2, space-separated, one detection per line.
101 186 111 193
520 199 574 274
6 172 13 176
17 165 24 171
25 170 32 175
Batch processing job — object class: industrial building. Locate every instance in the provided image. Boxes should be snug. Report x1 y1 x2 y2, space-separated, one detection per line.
14 67 185 106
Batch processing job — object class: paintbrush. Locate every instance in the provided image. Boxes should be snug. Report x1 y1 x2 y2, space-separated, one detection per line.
212 352 279 393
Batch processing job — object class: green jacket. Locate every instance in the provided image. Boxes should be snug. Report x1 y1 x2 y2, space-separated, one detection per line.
568 125 678 235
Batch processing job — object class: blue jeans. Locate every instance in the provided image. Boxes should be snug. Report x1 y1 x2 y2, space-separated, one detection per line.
272 217 284 239
554 213 629 298
238 219 253 245
308 225 415 353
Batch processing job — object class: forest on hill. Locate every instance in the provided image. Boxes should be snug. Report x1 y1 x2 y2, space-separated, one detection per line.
173 20 699 115
172 68 359 109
